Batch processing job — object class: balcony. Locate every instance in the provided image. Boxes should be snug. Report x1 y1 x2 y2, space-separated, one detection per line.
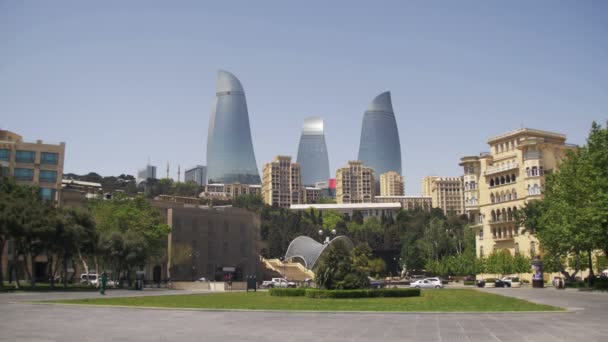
484 162 519 176
493 234 515 241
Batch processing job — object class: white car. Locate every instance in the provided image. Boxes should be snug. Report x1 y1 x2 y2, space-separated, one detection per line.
501 276 517 286
410 278 443 289
80 274 117 287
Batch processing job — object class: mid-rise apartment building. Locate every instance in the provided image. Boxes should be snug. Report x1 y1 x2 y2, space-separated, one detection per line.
201 183 261 199
374 196 432 211
459 128 575 260
379 171 404 196
421 176 464 215
0 129 65 202
336 161 374 204
261 156 302 207
184 165 207 186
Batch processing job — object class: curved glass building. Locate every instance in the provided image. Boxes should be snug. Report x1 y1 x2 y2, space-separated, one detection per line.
357 91 402 177
206 70 261 184
296 117 330 186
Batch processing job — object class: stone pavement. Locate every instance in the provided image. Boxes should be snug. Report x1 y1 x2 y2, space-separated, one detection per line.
1 287 607 342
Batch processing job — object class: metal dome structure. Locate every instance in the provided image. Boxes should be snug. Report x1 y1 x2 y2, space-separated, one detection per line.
284 235 354 270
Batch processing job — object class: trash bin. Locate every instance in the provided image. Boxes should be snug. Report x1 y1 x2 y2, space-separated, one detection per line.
246 275 257 292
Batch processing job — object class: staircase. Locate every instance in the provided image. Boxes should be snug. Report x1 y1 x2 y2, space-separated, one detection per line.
262 258 314 282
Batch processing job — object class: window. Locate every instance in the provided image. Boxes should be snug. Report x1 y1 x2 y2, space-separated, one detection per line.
40 188 56 201
15 150 35 163
480 246 484 258
515 243 520 255
0 166 8 177
39 170 57 183
0 149 9 161
14 168 34 181
530 242 537 257
40 152 59 165
479 228 484 240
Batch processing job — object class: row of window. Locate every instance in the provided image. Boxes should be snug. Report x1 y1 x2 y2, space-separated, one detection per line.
490 207 518 223
494 139 519 154
13 168 57 183
489 173 517 187
464 181 477 190
479 242 536 258
0 149 59 165
525 166 543 177
490 189 518 203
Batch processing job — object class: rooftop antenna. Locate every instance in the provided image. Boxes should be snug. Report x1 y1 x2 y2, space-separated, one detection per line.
177 165 181 183
166 162 170 179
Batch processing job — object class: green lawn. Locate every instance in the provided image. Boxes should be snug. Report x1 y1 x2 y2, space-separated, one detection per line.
47 289 561 312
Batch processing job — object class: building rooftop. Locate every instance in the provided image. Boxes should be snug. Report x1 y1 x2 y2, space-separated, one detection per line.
487 128 566 144
375 196 432 199
290 203 401 210
62 179 102 188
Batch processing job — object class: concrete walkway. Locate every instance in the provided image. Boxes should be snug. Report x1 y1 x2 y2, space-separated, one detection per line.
1 287 607 341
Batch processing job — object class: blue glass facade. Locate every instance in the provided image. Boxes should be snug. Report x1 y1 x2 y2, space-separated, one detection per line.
357 92 402 177
206 70 261 184
40 152 59 165
16 150 35 163
39 170 57 183
296 117 330 186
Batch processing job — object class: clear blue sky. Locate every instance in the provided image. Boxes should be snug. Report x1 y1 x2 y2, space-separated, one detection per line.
1 0 606 195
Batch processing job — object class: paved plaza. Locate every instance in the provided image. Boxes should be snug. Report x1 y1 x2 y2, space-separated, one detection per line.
1 287 607 342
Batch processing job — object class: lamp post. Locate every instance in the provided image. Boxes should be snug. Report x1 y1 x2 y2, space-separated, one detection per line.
319 229 336 244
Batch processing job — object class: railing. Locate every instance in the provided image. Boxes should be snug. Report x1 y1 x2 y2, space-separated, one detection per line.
493 234 515 241
484 162 519 176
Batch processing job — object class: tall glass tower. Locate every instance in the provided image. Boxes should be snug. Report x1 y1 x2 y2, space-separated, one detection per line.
206 70 261 184
296 117 330 186
357 91 402 177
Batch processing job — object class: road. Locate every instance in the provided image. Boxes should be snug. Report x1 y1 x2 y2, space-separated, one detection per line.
1 287 607 342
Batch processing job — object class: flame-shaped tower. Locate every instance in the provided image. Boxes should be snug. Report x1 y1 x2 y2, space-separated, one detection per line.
357 91 402 178
296 117 330 186
206 70 261 184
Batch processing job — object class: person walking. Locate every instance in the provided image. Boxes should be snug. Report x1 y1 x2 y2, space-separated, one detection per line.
99 270 108 295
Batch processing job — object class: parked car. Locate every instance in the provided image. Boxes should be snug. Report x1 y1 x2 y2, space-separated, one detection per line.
261 278 296 288
494 279 510 288
410 278 443 289
500 276 519 286
368 277 386 289
79 273 117 287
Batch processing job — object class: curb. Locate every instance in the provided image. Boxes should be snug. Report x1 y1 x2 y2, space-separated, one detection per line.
19 301 569 315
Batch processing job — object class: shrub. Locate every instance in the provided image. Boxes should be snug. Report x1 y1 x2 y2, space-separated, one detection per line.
485 278 496 282
594 278 608 291
269 288 306 297
463 280 475 286
304 288 420 299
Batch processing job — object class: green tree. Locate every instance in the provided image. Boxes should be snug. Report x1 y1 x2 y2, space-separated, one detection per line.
314 240 368 289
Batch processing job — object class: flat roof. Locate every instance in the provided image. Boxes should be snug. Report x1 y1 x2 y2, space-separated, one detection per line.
62 179 102 187
290 203 402 210
487 128 566 144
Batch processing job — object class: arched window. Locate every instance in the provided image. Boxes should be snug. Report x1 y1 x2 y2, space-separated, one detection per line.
491 210 496 222
495 177 500 186
465 182 469 190
496 210 501 222
507 208 512 221
480 246 484 258
515 243 520 255
532 184 540 195
526 167 530 177
531 166 538 176
500 191 506 202
512 188 517 199
502 208 507 221
539 166 544 176
490 193 495 203
471 181 476 190
500 176 506 185
507 191 512 201
490 179 495 187
511 173 516 182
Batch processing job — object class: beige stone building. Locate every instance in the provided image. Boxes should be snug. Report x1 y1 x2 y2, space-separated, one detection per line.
303 186 321 204
421 176 465 215
262 156 302 208
1 129 66 282
379 171 404 196
374 196 432 211
201 183 261 199
336 161 374 204
0 129 65 202
459 128 575 261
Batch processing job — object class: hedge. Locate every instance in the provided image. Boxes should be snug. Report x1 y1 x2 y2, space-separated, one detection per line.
304 288 420 299
463 280 476 286
268 288 307 297
594 278 608 291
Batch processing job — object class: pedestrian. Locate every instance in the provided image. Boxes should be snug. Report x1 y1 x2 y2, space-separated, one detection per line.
99 270 107 295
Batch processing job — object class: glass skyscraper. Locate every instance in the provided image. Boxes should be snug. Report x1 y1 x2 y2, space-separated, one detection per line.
296 117 330 186
357 91 402 177
206 70 261 184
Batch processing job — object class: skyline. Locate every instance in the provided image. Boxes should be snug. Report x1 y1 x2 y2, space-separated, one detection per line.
1 1 606 195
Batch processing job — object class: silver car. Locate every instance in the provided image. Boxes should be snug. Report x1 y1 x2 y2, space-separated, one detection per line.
410 278 443 289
